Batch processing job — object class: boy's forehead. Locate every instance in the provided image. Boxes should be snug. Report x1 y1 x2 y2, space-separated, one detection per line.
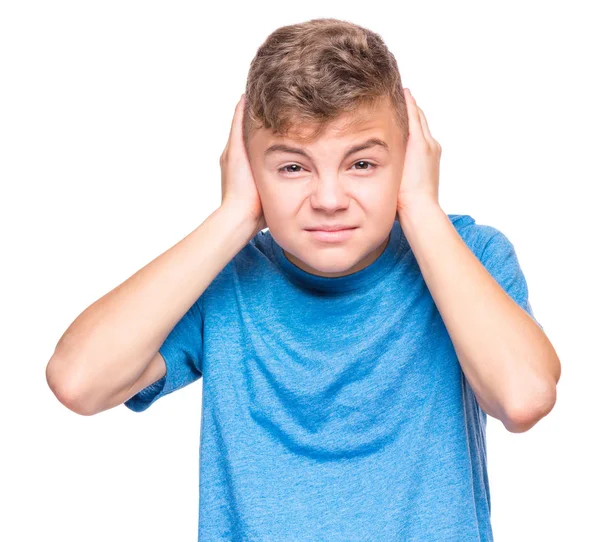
261 102 393 147
247 98 403 161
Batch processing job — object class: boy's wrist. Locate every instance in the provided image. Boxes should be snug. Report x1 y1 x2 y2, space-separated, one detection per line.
218 202 263 238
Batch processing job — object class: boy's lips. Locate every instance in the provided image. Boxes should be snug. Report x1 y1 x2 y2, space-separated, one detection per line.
307 227 358 243
305 225 357 232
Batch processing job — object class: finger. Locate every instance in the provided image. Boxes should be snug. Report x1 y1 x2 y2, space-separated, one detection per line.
404 88 424 141
227 94 245 141
223 95 245 156
417 107 436 148
233 94 245 134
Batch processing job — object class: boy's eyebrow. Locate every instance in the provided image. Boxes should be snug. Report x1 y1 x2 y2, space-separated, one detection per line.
264 137 389 160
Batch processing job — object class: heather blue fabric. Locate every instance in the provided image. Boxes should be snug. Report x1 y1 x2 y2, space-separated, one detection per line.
124 213 541 541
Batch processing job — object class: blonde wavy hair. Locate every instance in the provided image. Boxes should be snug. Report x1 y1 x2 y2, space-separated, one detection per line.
242 18 409 152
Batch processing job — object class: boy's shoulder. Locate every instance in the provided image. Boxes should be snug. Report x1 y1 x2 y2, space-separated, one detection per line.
448 213 475 228
213 229 275 284
447 212 510 259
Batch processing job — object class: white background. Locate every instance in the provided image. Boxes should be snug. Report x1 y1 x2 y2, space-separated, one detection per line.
2 1 597 540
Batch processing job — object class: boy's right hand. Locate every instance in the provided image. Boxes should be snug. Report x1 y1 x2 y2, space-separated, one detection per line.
220 94 266 237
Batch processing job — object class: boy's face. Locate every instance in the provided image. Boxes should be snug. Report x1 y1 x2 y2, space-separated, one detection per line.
247 97 405 278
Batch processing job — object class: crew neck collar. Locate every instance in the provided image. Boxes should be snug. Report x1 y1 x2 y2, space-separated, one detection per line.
270 221 403 293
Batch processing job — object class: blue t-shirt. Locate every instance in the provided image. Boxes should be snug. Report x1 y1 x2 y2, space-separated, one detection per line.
124 213 541 541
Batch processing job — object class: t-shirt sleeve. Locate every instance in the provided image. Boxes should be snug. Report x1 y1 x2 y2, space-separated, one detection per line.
479 229 544 331
124 296 204 412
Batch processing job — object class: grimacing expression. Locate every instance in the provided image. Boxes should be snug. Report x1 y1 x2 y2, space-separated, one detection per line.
247 98 406 278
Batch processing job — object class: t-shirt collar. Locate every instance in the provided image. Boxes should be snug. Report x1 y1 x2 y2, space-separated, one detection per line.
270 220 404 293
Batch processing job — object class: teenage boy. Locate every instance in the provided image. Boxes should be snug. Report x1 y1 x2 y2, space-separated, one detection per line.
47 18 560 541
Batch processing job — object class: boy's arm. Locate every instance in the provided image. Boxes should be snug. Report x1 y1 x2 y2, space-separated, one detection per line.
399 201 561 433
46 203 258 416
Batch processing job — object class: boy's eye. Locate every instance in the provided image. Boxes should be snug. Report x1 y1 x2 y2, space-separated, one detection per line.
278 160 377 175
351 161 377 171
278 164 303 174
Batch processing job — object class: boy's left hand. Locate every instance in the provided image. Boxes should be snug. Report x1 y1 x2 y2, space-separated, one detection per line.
397 88 441 215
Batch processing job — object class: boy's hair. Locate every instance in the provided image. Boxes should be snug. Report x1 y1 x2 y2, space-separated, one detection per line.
242 18 409 152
